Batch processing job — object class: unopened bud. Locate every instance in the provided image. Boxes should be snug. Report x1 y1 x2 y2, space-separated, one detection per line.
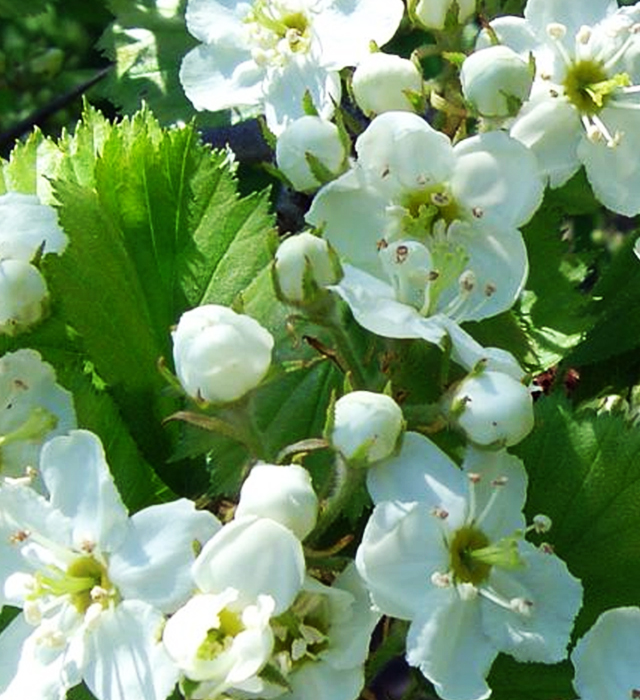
0 260 49 335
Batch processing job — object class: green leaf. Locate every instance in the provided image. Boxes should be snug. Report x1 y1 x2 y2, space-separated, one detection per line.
568 233 640 366
488 656 575 700
0 0 50 18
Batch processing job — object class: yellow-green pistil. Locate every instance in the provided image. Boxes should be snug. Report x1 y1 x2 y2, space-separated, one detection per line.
198 609 244 659
563 59 630 115
400 186 461 241
31 555 112 613
247 1 310 52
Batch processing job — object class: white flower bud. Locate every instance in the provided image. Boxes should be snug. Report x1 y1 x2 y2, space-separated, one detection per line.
446 370 534 447
275 116 348 193
352 53 423 116
235 463 318 540
172 305 274 404
0 260 49 335
331 391 404 464
413 0 475 30
273 232 343 305
460 46 533 118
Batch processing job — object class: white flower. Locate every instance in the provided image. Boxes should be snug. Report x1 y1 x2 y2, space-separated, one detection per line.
273 231 343 305
443 368 535 448
0 192 67 262
352 52 423 116
306 111 542 370
357 432 583 700
571 606 640 700
412 0 475 30
163 589 276 699
179 0 404 134
264 564 381 700
172 304 274 404
235 462 319 539
483 0 640 215
0 349 76 485
0 430 220 700
331 390 405 464
0 259 49 335
276 116 348 192
460 45 534 118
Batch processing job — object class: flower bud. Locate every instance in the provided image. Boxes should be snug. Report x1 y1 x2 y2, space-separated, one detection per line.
460 45 533 118
352 53 423 116
413 0 475 30
445 370 534 447
0 260 49 335
172 305 274 404
331 391 404 464
273 232 343 305
235 463 318 540
275 116 348 193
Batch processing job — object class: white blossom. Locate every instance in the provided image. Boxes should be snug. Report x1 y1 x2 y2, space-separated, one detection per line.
571 606 640 700
0 259 49 336
357 432 583 700
172 304 274 404
276 116 348 192
179 0 404 134
412 0 475 30
0 430 220 700
331 390 405 464
352 52 423 116
0 349 76 486
482 0 640 215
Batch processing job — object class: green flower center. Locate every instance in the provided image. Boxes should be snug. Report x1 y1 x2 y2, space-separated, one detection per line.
563 59 630 115
247 1 311 54
30 555 113 613
399 186 461 241
449 525 492 585
197 609 244 660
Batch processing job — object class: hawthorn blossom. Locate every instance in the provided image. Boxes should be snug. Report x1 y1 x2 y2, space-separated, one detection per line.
483 0 640 215
307 111 542 374
0 349 76 486
356 432 582 700
571 606 640 700
179 0 404 133
0 430 220 700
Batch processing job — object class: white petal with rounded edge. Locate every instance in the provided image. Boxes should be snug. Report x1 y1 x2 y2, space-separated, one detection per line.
572 607 640 700
476 16 538 53
185 0 249 45
108 499 220 613
356 501 449 620
406 588 497 700
367 432 466 516
180 44 264 113
510 96 582 188
283 662 364 700
482 542 583 663
578 106 640 216
452 131 543 228
40 430 129 553
84 600 178 700
0 613 83 699
524 0 616 40
192 516 305 614
312 0 404 70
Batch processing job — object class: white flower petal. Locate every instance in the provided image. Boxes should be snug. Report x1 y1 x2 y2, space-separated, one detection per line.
452 131 543 228
83 600 178 700
367 432 466 514
482 542 583 663
283 663 364 700
510 96 582 187
180 43 264 113
572 607 640 700
312 0 404 70
406 589 497 700
108 499 221 613
192 516 305 614
476 16 538 53
524 0 617 40
184 0 248 45
578 106 640 216
39 431 129 553
356 501 449 620
0 613 83 699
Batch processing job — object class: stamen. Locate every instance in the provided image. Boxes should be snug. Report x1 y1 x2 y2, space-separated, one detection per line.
592 114 621 147
457 582 478 600
431 192 452 207
476 585 514 610
576 26 592 45
532 514 552 533
431 571 452 588
475 479 506 528
546 23 572 66
631 689 640 698
539 542 555 554
509 597 534 616
431 506 449 520
9 529 31 544
471 206 484 218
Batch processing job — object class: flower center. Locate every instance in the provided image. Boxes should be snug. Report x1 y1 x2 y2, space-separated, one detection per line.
246 0 312 60
30 554 114 614
399 186 461 241
197 608 244 660
449 525 492 585
562 59 629 115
